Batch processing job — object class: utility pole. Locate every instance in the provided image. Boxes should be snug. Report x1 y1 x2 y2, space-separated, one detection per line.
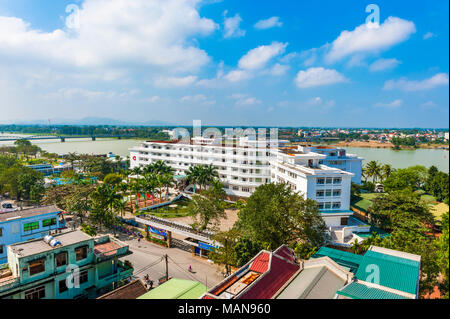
164 254 169 281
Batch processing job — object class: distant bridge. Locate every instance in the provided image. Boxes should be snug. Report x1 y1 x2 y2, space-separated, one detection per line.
0 135 133 142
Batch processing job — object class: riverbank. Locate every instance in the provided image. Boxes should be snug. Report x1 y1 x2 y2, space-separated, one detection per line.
331 140 449 150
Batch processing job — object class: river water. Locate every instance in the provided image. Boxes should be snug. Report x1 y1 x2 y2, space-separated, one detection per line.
0 134 448 172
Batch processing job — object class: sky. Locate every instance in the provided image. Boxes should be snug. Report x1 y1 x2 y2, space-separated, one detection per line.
0 0 448 128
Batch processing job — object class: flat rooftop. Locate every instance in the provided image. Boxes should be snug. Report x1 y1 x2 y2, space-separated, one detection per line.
10 230 92 258
0 205 60 223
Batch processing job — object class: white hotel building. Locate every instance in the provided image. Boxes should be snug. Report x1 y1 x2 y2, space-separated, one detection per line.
130 137 364 233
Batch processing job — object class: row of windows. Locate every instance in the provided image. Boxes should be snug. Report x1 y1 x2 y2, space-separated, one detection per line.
318 202 341 210
316 189 342 197
23 218 57 232
316 177 342 185
24 270 89 299
26 246 88 277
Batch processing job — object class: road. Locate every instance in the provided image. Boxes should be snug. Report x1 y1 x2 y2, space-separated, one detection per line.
105 232 225 290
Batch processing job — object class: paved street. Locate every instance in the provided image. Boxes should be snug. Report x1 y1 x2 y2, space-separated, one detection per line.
106 232 225 290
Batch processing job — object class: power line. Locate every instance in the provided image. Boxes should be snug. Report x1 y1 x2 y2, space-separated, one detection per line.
133 257 164 276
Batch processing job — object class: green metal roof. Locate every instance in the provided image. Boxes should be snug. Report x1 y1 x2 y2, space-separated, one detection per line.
355 250 420 295
337 282 409 299
137 278 207 299
311 247 363 273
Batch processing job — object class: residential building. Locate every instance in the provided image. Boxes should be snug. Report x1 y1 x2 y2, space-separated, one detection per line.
312 246 421 299
0 205 65 264
0 230 133 299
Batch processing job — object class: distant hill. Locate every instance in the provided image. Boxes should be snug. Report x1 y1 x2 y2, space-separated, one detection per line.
6 117 175 126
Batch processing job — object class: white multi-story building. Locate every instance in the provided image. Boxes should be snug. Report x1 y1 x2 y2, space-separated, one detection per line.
129 137 363 231
130 136 278 198
299 146 363 184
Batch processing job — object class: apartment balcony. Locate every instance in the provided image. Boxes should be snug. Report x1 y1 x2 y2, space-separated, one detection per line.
0 265 20 293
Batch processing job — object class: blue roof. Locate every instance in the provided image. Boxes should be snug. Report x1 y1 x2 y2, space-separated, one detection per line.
311 247 363 273
337 282 409 299
355 250 420 295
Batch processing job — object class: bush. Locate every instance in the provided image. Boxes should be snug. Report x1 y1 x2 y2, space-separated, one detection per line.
81 223 97 236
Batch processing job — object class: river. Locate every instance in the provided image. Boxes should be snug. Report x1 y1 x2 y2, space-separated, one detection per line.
344 147 449 173
0 134 448 172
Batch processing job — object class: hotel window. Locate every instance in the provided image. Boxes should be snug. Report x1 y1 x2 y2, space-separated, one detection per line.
42 218 57 227
333 190 341 197
29 258 46 276
316 190 324 197
317 178 325 185
324 202 331 209
24 221 39 232
326 178 332 184
25 286 46 300
242 187 250 193
0 245 3 255
232 186 239 191
318 203 324 209
0 227 2 237
55 252 68 268
325 189 332 197
333 202 341 209
59 279 68 293
333 178 342 185
75 246 88 261
80 270 89 284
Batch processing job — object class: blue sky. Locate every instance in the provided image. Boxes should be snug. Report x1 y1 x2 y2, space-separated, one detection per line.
0 0 448 128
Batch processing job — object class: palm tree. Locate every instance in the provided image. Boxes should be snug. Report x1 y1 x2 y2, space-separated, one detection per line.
198 164 219 191
143 173 158 205
186 166 201 194
365 161 382 183
160 172 175 200
381 164 393 181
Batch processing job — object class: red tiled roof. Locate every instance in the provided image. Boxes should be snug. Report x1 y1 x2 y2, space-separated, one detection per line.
239 254 300 299
249 252 270 273
274 245 297 264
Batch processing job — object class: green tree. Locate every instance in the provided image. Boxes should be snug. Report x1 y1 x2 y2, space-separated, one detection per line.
236 183 327 250
233 237 264 267
189 185 227 232
437 212 449 298
210 228 240 275
368 190 434 233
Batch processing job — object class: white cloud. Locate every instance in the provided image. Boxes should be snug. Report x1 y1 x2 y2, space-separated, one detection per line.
180 94 215 105
294 67 348 88
423 32 436 40
374 99 403 108
0 0 218 73
149 96 160 103
154 75 198 88
369 58 401 72
383 73 449 91
224 69 252 82
268 63 290 76
326 17 416 63
238 42 288 70
421 101 436 108
223 13 245 38
228 93 261 106
254 17 282 30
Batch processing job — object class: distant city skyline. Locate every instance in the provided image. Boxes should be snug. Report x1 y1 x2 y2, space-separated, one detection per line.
0 0 448 128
